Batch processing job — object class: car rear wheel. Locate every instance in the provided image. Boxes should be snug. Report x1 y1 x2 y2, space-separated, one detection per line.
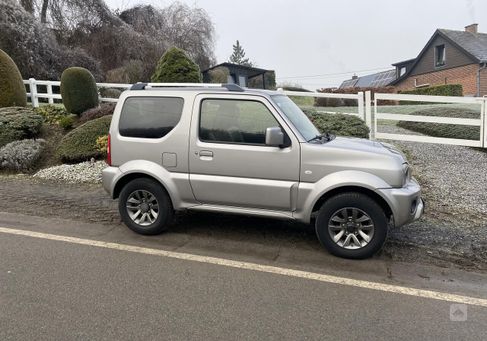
119 178 173 235
315 192 388 259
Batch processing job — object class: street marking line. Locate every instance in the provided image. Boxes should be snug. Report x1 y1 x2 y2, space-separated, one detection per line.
1 226 486 308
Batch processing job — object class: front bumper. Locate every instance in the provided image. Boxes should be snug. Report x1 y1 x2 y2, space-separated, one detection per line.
377 178 424 227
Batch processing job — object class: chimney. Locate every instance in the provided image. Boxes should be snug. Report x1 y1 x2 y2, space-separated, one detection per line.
352 74 358 80
465 23 478 34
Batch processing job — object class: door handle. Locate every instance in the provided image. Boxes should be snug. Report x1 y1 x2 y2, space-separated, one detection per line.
198 150 213 160
198 150 213 157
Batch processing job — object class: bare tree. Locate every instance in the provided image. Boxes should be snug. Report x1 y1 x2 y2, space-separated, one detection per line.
40 0 48 23
19 0 33 13
1 0 101 79
120 3 216 70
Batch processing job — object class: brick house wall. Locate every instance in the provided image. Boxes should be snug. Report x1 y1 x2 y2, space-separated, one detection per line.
479 66 487 96
394 64 480 96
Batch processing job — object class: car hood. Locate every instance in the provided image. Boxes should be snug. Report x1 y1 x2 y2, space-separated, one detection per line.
326 137 406 161
300 137 407 187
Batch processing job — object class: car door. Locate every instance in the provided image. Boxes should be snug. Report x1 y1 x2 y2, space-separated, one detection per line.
189 94 300 211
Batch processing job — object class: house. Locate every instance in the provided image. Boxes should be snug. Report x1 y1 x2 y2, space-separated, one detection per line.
391 24 487 96
202 62 276 89
339 69 396 89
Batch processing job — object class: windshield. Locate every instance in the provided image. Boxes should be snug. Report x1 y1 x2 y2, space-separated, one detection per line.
271 95 320 141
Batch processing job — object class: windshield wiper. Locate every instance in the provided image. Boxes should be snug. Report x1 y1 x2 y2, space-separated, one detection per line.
307 132 334 143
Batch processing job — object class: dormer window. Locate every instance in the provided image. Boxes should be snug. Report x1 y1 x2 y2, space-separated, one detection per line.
435 45 446 67
399 66 407 77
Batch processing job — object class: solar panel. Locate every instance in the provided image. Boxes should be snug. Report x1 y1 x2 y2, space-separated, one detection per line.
339 78 359 89
340 69 396 89
369 70 396 87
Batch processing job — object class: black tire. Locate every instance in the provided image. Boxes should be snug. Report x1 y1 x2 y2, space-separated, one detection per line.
118 178 173 235
315 192 388 259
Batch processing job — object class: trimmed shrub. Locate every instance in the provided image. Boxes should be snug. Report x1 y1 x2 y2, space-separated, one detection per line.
151 47 202 83
0 107 43 147
0 49 26 108
61 67 99 115
59 114 77 130
96 135 109 155
79 103 116 124
397 107 479 140
57 115 112 163
0 139 45 171
400 84 463 97
34 105 69 125
303 108 370 139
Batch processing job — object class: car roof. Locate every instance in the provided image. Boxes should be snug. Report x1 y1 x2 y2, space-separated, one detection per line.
125 83 281 97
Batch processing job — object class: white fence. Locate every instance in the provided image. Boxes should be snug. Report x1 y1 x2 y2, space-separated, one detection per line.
372 92 487 148
285 90 486 149
279 90 366 121
22 79 487 148
24 78 131 107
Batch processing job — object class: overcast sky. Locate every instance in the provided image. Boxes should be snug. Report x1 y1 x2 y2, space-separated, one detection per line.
105 0 486 89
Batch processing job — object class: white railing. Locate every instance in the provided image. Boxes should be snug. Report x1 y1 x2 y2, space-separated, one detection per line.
279 89 365 120
22 80 487 148
278 90 487 148
24 78 131 107
372 92 487 148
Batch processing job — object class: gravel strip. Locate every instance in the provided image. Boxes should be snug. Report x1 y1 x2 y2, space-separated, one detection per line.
377 124 487 219
33 161 107 183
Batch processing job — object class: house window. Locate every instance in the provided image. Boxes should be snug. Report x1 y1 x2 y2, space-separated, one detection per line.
238 75 247 87
435 45 446 67
399 66 406 77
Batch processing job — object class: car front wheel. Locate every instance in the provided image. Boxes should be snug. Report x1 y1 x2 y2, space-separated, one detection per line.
315 192 388 259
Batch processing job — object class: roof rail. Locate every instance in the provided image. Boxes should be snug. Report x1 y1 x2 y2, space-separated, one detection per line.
129 82 245 92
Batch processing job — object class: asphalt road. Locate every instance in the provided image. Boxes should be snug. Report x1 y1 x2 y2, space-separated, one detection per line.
1 212 486 340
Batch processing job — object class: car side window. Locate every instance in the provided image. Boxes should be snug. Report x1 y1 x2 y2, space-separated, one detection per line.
119 97 184 138
199 99 279 145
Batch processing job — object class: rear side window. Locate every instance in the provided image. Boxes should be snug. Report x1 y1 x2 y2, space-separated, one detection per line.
119 97 184 138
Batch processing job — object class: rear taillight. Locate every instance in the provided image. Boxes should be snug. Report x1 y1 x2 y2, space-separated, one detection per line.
107 133 111 166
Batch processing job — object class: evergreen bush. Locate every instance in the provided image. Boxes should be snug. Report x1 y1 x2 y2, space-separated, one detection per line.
151 47 202 83
61 67 99 115
0 49 26 108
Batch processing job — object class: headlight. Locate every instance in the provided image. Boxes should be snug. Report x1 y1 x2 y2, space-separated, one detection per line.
403 163 411 186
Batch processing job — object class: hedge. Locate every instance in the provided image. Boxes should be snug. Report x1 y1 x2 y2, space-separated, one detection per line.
315 86 396 107
303 108 369 139
0 107 43 147
399 84 463 97
397 107 479 140
57 115 112 163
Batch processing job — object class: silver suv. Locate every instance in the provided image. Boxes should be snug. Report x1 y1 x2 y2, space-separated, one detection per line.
102 83 423 259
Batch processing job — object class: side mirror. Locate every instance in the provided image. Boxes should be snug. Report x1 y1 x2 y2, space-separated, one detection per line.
265 127 284 147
